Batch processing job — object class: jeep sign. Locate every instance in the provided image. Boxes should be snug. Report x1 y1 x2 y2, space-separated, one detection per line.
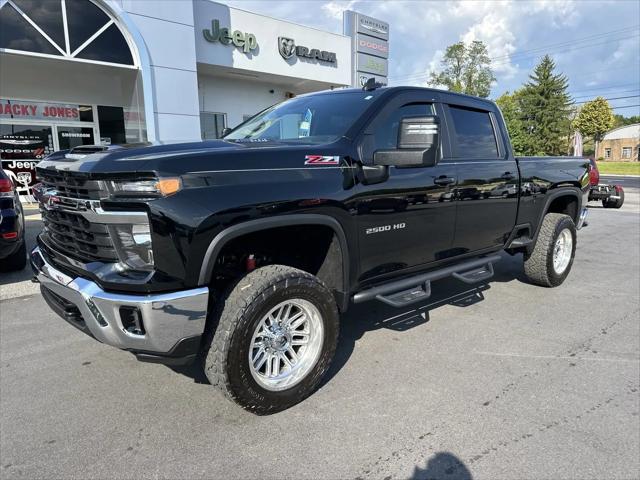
203 19 258 53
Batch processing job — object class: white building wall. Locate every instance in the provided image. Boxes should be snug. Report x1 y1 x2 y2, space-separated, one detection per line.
199 75 292 129
117 0 201 142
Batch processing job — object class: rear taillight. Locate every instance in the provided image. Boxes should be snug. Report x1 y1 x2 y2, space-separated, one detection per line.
0 178 14 197
589 164 599 186
2 232 18 240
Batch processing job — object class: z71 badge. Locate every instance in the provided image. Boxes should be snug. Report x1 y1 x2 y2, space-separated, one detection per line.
304 155 340 166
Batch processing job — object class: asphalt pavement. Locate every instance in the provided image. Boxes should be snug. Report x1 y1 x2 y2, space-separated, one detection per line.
1 179 639 480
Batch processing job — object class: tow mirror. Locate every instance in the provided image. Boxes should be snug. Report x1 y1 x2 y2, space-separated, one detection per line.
373 115 441 168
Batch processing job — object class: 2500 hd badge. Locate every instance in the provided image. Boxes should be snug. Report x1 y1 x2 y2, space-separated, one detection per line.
366 223 406 234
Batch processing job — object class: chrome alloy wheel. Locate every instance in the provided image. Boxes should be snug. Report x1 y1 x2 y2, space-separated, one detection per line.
248 299 324 391
553 228 573 274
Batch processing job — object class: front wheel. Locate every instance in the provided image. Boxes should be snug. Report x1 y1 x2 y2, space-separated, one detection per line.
202 265 339 414
524 213 576 287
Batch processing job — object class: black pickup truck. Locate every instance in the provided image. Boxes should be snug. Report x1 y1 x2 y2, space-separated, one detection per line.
31 86 590 414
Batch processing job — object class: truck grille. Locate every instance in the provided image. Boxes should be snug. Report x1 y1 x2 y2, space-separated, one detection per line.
37 169 103 200
36 169 118 263
40 209 118 263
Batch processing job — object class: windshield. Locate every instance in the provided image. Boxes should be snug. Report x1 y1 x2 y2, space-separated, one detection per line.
224 91 382 144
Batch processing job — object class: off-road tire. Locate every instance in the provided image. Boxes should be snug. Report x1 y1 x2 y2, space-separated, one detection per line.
0 239 26 272
602 188 624 209
202 265 339 415
524 213 576 287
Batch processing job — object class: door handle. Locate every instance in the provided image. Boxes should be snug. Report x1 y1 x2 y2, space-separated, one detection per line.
501 172 516 180
434 176 456 186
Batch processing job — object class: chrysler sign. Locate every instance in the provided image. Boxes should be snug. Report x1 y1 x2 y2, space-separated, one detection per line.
278 37 336 63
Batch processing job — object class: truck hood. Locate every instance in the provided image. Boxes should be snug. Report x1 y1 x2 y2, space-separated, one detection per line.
35 140 346 177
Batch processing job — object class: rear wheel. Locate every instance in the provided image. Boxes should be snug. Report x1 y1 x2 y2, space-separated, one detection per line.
524 213 576 287
602 188 624 209
202 265 339 414
0 239 26 272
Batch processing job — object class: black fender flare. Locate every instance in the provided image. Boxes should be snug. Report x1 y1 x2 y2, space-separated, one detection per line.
530 187 583 246
198 214 351 304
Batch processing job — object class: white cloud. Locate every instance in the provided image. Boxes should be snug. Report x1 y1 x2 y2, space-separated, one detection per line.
321 0 358 19
461 12 518 79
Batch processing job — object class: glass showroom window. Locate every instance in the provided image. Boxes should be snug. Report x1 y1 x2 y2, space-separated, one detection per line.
0 0 134 66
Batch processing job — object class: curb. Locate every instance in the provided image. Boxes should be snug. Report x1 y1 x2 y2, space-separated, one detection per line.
598 174 640 178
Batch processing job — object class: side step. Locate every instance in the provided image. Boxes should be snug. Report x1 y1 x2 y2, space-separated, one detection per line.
353 254 501 308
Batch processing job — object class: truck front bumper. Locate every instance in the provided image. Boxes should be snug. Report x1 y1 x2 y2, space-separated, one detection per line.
31 247 209 365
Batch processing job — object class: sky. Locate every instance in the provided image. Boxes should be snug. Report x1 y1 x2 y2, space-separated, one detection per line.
225 0 640 116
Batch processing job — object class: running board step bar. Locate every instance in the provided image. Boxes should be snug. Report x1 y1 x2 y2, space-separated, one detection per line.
352 254 501 308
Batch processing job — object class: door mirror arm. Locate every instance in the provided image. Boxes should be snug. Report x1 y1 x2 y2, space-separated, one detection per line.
356 163 389 186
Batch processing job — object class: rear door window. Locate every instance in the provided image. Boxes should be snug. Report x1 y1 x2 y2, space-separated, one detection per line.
448 105 499 159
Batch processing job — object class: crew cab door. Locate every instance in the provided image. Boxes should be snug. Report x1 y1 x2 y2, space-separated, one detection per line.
442 101 518 251
353 93 457 282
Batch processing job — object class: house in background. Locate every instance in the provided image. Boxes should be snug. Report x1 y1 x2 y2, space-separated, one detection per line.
597 123 640 161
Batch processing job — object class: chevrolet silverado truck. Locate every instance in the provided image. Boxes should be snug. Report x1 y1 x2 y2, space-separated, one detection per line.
31 86 590 414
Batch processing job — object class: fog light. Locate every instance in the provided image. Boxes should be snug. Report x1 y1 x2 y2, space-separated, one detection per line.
120 306 145 335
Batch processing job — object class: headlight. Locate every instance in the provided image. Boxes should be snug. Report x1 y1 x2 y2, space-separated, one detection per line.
108 178 182 197
109 223 154 271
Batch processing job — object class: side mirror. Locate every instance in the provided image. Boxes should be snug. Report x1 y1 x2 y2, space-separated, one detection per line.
373 115 441 168
220 127 232 138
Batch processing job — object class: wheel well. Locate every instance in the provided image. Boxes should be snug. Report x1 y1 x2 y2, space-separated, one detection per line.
210 225 346 307
546 195 579 223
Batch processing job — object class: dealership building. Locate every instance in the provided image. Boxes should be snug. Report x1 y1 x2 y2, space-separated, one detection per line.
0 0 389 190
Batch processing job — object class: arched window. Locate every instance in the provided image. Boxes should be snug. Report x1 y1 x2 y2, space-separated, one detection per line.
0 0 135 66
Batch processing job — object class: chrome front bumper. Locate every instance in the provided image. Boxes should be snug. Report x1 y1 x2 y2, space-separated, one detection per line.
31 247 209 359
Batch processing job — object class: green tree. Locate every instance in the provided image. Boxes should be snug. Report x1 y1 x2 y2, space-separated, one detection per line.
519 55 572 155
496 90 530 155
613 114 640 128
573 97 614 142
429 40 495 98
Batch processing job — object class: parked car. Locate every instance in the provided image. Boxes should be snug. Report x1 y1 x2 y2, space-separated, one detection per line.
31 86 590 414
587 158 625 208
0 169 26 271
489 183 518 198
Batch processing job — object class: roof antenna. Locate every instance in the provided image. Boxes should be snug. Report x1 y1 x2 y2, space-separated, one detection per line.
362 77 382 91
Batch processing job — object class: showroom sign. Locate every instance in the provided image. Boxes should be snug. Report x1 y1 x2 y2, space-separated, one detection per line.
203 19 258 53
278 37 336 63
